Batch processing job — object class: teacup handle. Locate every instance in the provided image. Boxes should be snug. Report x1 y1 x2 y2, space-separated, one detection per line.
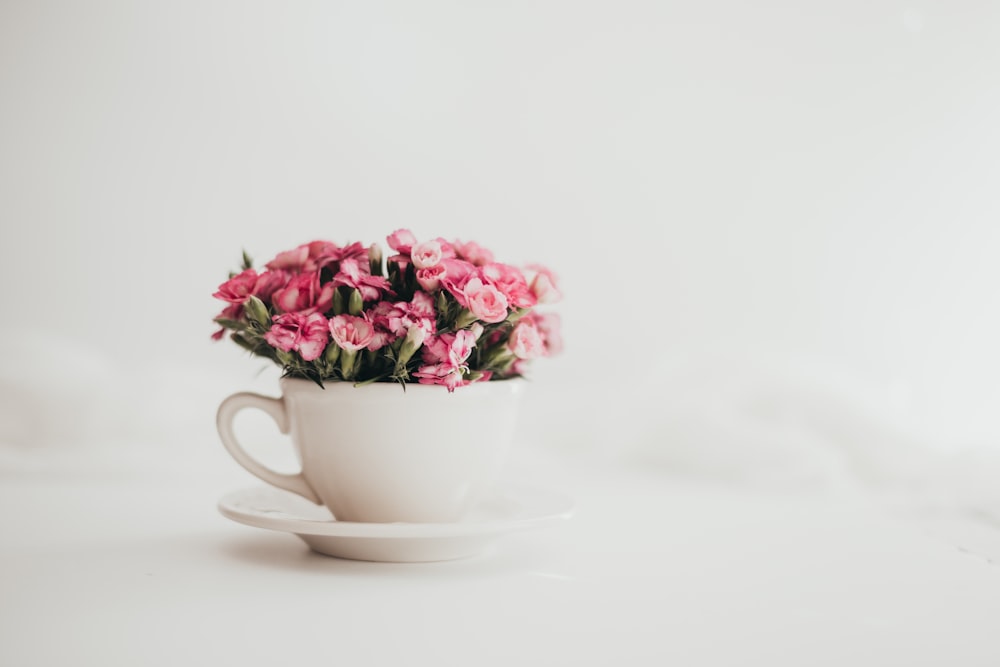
216 392 321 504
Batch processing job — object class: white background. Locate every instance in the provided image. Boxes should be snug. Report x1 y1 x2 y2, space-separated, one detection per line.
1 0 999 478
4 4 1000 666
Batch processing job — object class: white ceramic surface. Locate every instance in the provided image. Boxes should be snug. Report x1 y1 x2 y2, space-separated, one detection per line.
218 482 575 562
217 377 524 523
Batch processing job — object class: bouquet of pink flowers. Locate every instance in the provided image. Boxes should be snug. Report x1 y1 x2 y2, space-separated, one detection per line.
211 229 562 391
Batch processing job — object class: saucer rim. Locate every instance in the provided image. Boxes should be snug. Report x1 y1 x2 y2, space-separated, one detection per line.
218 482 575 539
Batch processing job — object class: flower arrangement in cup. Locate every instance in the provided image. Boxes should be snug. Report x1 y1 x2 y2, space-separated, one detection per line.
212 229 562 391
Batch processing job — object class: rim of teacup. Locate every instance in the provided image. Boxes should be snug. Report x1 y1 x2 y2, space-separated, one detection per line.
279 376 527 396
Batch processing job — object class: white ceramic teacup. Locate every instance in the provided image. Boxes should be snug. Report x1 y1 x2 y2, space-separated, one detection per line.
217 377 523 523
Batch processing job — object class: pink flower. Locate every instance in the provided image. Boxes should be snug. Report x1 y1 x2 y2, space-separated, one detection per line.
414 330 476 392
432 237 458 260
524 264 562 304
532 312 563 356
480 263 536 309
332 258 392 302
439 258 477 305
329 314 375 352
413 363 465 392
463 277 508 324
265 312 329 361
508 321 545 360
266 241 367 273
416 265 445 291
272 272 335 314
411 240 443 269
372 293 437 338
386 229 417 255
422 330 476 367
407 291 436 319
454 240 494 266
266 246 310 272
367 330 395 351
213 269 259 304
211 302 244 339
252 270 290 305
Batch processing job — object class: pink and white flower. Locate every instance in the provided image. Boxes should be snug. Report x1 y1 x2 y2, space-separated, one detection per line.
413 363 465 392
524 264 562 304
265 312 329 361
480 263 536 309
439 258 477 305
532 312 563 356
332 258 392 302
422 330 476 367
213 269 259 304
416 264 446 291
213 231 561 388
454 240 494 266
386 229 417 255
272 272 335 314
252 270 290 304
508 320 545 360
463 277 508 324
329 314 375 352
411 240 443 269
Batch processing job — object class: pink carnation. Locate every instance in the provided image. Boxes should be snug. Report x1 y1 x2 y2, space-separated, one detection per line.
386 229 417 255
265 312 329 361
265 240 367 273
272 272 335 314
532 312 563 356
480 263 536 309
432 237 458 260
252 270 290 305
408 291 436 319
266 246 310 272
211 302 243 339
370 293 436 339
416 264 445 291
422 330 476 367
525 264 562 304
332 258 392 302
439 258 477 305
413 363 465 392
463 277 508 324
329 314 375 352
411 240 443 269
213 269 259 304
454 240 494 266
508 321 545 360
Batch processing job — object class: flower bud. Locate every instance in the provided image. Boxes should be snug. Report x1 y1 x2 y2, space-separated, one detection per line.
368 243 383 276
396 325 427 370
470 323 484 340
332 288 346 315
339 348 358 380
348 288 363 316
243 295 270 327
324 342 340 365
436 290 449 317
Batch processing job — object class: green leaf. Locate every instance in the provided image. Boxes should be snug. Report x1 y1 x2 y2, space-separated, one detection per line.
506 308 529 324
214 317 248 331
241 249 254 270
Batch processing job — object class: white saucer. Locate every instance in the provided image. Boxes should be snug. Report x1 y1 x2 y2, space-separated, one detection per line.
218 483 575 562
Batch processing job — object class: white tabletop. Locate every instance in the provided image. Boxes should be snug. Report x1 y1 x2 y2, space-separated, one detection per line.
2 445 1000 667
